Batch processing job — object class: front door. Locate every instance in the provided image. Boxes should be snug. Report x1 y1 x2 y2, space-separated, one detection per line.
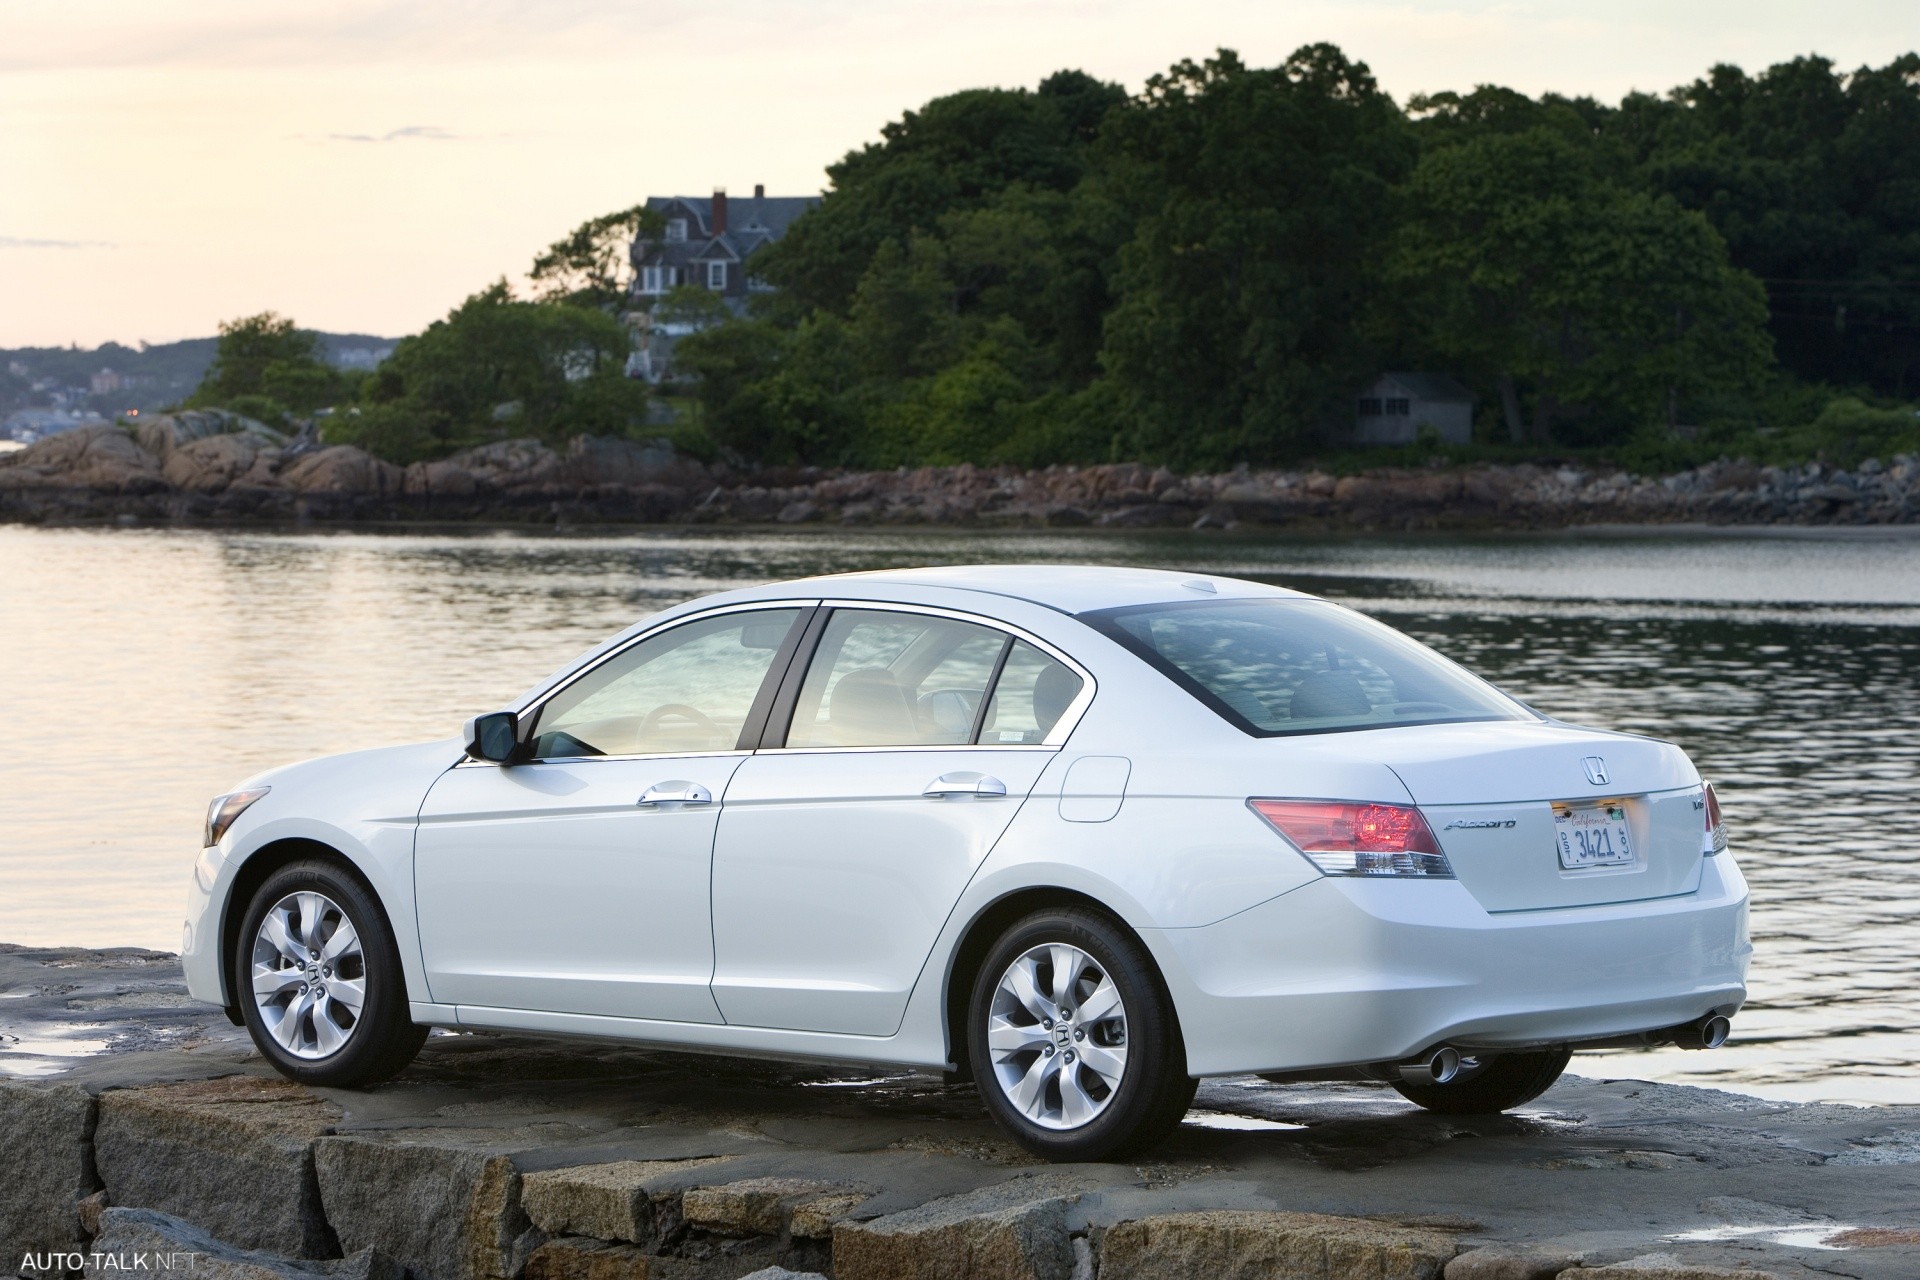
710 608 1086 1035
415 606 806 1022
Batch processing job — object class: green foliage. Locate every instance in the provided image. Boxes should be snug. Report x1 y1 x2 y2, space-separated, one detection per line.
1795 396 1920 465
324 282 650 463
530 205 663 312
1615 55 1920 392
1382 127 1774 443
1097 46 1418 464
187 313 347 423
328 46 1920 476
749 71 1127 316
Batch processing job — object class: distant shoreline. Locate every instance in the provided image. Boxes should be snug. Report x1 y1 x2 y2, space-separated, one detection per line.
4 418 1917 534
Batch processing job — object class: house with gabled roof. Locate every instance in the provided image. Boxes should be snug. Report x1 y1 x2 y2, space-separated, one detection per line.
626 185 820 381
630 186 819 304
1352 372 1477 445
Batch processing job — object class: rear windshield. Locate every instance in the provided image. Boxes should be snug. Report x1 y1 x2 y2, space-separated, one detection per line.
1081 598 1533 737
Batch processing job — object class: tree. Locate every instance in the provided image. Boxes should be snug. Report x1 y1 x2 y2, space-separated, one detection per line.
529 205 664 312
187 313 345 420
1097 46 1418 464
1383 128 1773 441
751 72 1125 315
328 283 649 462
1618 55 1920 395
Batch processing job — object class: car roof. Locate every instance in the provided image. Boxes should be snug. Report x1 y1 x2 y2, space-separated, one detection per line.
800 565 1313 614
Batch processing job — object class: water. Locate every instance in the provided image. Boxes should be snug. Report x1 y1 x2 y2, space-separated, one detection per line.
3 523 1917 1105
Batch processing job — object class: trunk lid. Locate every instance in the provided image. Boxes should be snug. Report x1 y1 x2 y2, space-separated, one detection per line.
1303 720 1707 912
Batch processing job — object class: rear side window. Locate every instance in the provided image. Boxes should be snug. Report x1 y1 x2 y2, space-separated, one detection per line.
1082 598 1530 737
981 641 1084 745
788 610 1008 747
784 611 1086 748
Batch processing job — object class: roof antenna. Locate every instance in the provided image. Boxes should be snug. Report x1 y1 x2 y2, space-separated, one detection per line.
1182 579 1217 593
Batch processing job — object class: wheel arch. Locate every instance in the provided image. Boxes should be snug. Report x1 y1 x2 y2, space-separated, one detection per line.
218 837 396 1022
941 885 1177 1083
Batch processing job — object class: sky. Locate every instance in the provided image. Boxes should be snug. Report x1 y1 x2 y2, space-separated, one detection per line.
2 0 1915 349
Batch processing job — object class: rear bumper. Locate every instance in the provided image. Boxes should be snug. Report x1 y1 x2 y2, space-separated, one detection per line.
1146 853 1750 1076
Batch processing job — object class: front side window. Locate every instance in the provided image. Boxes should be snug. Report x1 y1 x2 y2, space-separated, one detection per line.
787 609 1016 748
665 219 688 242
1082 599 1530 737
1358 397 1382 416
706 260 728 289
530 609 801 758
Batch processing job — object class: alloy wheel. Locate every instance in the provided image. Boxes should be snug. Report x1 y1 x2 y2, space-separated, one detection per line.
250 890 365 1059
986 942 1130 1130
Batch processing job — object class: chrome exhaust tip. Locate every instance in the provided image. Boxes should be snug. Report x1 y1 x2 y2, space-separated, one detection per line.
1397 1046 1461 1086
1672 1014 1732 1050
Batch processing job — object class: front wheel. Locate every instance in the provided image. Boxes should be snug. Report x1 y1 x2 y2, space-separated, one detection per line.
235 859 426 1086
968 908 1194 1161
1391 1047 1571 1114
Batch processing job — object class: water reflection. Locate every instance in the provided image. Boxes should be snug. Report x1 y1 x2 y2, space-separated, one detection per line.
2 524 1916 1103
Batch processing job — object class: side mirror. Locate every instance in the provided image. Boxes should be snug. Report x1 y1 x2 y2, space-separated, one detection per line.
464 711 525 764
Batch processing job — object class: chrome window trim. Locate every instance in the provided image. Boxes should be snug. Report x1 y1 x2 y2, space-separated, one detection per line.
761 597 1098 752
452 749 754 770
765 744 1061 756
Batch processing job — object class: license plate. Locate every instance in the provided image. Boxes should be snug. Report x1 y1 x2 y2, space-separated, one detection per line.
1554 803 1634 869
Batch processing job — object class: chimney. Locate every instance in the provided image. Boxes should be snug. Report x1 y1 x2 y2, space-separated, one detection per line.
711 187 727 236
754 183 765 200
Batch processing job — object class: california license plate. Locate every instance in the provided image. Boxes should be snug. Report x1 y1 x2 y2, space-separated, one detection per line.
1554 803 1634 869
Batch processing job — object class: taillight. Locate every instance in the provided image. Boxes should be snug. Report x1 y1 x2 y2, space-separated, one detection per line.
1702 781 1727 855
1249 799 1454 878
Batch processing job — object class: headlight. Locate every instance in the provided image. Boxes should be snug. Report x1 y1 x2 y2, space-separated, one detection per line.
205 788 270 847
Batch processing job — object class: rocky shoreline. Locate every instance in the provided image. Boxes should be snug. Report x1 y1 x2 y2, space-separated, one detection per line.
5 943 1920 1280
3 414 1918 532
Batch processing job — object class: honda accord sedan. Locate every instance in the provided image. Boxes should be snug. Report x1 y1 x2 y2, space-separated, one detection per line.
182 566 1749 1159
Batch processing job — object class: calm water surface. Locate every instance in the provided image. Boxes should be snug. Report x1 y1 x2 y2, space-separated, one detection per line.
3 524 1917 1104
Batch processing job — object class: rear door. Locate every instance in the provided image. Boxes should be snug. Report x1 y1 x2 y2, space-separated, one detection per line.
709 607 1089 1035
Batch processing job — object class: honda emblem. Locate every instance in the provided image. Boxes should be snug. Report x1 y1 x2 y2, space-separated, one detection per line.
1582 756 1609 786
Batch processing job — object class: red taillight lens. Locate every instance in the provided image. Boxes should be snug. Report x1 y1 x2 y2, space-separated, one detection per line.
1702 781 1727 855
1249 799 1453 877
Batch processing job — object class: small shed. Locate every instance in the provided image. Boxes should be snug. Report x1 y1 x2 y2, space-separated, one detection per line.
1352 373 1475 445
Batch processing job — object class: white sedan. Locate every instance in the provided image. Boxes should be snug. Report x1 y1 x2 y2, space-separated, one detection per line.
182 566 1749 1159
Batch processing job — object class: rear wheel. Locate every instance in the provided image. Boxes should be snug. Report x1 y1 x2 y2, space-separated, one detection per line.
235 859 426 1086
968 908 1194 1161
1391 1047 1571 1114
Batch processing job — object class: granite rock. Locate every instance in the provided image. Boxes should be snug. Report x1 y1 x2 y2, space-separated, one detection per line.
833 1181 1076 1280
313 1134 534 1280
83 1208 399 1280
680 1178 863 1239
93 1077 340 1258
0 1081 98 1269
520 1157 739 1246
279 446 402 496
1098 1210 1459 1280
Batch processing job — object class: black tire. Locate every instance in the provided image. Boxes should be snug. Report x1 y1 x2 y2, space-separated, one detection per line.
968 907 1194 1161
1391 1047 1571 1114
234 858 426 1087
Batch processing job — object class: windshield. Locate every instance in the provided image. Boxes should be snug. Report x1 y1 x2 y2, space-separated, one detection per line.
1081 597 1534 737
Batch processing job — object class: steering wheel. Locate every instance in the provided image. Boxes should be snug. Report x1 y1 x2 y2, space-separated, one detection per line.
638 703 724 742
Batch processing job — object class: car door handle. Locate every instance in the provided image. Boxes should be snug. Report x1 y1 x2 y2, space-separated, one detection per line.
637 781 713 807
924 772 1007 799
